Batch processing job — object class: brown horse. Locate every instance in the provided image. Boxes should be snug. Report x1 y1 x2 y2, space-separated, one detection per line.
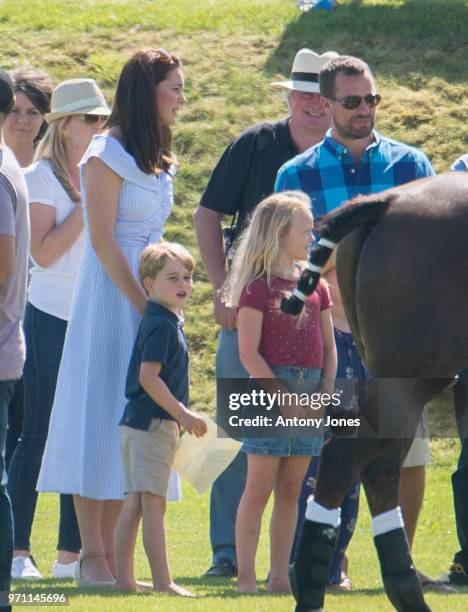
282 172 468 611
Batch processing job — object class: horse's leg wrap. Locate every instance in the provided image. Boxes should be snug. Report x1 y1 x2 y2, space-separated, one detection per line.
374 528 431 612
290 519 338 612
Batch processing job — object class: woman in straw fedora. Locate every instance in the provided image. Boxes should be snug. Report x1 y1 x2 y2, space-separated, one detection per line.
8 78 109 581
37 49 186 587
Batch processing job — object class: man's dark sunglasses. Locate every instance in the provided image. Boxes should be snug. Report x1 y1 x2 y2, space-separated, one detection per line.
330 94 381 110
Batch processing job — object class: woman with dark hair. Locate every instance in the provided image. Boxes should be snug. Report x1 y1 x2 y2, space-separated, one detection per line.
8 78 109 581
2 68 54 471
3 68 54 167
37 49 186 587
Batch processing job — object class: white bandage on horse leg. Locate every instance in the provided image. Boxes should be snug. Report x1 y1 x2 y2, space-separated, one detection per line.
318 237 337 250
305 262 322 273
372 506 404 536
305 496 341 528
293 288 307 302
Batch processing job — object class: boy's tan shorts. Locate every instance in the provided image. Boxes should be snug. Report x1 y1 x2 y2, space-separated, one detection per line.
120 418 179 498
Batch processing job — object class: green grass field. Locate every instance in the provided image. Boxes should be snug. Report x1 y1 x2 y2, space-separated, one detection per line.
2 0 468 609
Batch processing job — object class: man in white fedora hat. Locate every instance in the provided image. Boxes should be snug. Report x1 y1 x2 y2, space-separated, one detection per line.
193 47 338 581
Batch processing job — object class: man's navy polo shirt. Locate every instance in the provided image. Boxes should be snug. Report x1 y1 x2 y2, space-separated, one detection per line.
199 118 298 234
120 301 189 431
275 129 435 219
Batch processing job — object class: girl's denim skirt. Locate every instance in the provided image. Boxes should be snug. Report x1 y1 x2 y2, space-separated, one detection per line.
241 365 324 457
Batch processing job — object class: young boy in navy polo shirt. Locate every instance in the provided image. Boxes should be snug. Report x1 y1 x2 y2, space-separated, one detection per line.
115 241 207 596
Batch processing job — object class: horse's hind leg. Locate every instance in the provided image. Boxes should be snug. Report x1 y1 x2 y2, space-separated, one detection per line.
362 448 431 612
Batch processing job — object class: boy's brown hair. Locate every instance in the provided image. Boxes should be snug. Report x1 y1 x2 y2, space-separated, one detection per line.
138 241 195 284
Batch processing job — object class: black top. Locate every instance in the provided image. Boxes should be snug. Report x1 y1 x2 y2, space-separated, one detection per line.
199 118 298 235
120 301 189 431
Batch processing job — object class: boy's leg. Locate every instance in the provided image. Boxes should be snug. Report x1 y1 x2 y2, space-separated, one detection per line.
268 456 310 592
141 492 193 596
236 454 279 593
114 493 141 590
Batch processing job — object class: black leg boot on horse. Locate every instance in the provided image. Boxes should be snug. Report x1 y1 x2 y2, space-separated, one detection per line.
363 449 431 612
290 436 362 611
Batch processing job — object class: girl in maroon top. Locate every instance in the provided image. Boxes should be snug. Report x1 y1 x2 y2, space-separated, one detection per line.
223 191 336 593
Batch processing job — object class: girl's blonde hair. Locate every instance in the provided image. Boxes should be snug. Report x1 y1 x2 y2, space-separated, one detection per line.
34 117 80 202
223 191 312 307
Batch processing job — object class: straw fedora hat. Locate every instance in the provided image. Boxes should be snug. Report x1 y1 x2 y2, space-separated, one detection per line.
271 49 339 93
45 78 110 123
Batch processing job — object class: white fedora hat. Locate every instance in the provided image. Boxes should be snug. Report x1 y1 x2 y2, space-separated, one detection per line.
45 78 110 123
271 48 339 93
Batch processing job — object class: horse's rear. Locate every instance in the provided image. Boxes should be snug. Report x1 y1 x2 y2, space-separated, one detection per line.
338 172 468 378
287 173 468 612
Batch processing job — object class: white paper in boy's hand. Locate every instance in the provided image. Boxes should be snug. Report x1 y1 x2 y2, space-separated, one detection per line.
173 415 242 494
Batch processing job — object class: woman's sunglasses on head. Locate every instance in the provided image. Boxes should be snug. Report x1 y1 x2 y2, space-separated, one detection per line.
330 94 381 110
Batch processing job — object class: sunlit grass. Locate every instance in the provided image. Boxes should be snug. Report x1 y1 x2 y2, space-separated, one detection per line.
2 1 467 608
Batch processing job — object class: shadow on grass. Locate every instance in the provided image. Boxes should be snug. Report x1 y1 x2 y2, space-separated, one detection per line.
264 0 468 85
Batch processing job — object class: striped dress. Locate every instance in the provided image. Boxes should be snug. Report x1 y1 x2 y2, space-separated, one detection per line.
37 134 181 500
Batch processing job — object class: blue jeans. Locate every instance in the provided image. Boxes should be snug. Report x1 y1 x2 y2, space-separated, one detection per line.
241 365 323 456
7 304 81 553
5 377 24 469
0 380 15 611
209 329 247 565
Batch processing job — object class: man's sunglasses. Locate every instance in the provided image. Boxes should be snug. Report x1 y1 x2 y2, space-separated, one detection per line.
330 94 381 110
82 114 108 125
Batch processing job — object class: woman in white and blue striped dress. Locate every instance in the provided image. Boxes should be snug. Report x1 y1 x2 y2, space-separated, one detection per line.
37 49 186 586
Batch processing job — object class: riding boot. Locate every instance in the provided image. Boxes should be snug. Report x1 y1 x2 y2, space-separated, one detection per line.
374 528 431 611
290 519 338 612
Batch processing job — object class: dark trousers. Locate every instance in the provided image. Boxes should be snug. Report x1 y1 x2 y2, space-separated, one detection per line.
5 377 24 469
452 374 468 570
7 303 81 553
291 328 365 583
0 380 15 611
291 454 360 583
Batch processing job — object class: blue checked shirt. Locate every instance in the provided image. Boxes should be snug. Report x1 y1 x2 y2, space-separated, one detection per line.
275 129 435 220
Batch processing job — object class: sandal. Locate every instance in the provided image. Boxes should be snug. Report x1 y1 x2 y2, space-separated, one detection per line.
75 552 115 588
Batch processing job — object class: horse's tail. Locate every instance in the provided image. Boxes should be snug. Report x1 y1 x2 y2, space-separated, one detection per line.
281 194 389 315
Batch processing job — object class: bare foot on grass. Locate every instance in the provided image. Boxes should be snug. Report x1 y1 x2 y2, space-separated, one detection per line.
114 580 138 592
266 579 290 593
154 581 196 597
114 580 153 593
236 580 258 593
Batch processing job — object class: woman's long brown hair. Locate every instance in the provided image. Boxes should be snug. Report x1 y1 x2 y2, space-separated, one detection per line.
107 48 181 175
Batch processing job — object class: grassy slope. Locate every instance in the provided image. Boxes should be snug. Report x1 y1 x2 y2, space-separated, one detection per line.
1 0 467 411
2 0 467 609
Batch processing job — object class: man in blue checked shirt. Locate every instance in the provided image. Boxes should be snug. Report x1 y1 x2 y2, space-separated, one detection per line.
275 55 452 593
275 55 434 219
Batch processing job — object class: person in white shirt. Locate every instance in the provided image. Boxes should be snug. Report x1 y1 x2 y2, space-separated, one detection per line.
7 78 109 580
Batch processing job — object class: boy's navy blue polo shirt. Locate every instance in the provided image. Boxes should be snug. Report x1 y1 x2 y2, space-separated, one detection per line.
120 301 189 431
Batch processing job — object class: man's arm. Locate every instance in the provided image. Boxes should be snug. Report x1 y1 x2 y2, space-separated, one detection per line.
0 234 14 282
193 206 236 330
194 128 259 330
0 176 16 282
